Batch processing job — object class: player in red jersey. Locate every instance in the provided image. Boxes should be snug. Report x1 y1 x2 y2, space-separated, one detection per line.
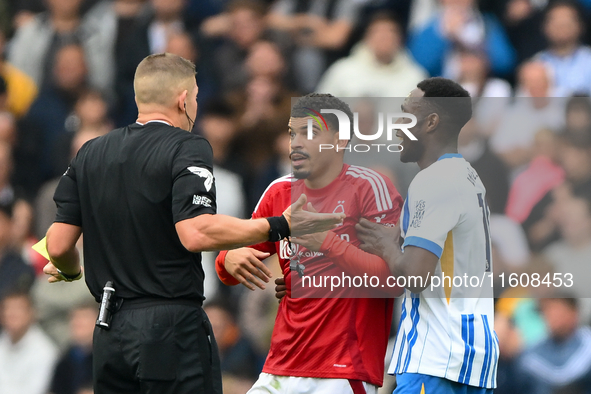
215 94 404 394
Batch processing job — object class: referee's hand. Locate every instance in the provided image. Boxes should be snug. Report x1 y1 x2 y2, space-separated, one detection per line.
284 194 345 236
225 247 272 291
43 261 83 283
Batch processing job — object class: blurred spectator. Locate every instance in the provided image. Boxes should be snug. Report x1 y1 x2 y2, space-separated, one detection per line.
34 126 106 240
505 130 564 251
7 0 114 92
544 196 591 302
115 0 188 125
317 12 427 97
0 291 59 394
520 298 591 394
408 0 516 78
0 31 38 118
502 0 547 63
535 1 591 96
165 31 217 109
268 0 364 92
408 0 439 31
203 0 271 93
252 131 291 203
225 39 295 205
565 95 591 134
490 62 565 172
244 38 292 89
198 99 242 173
237 254 282 363
457 50 511 137
52 89 112 178
204 299 261 382
459 118 509 214
48 301 95 394
30 267 95 349
0 144 35 299
201 163 247 299
494 311 533 394
559 130 591 198
15 43 89 197
0 75 6 111
0 111 16 147
457 49 512 98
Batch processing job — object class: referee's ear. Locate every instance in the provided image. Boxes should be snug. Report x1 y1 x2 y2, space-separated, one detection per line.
177 89 188 113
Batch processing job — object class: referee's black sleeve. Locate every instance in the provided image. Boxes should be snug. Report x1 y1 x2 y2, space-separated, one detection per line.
53 156 82 227
172 136 217 223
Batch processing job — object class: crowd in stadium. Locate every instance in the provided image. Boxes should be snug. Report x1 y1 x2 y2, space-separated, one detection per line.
0 0 590 393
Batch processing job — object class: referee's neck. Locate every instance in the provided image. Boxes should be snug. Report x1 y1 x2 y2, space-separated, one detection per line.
137 112 178 129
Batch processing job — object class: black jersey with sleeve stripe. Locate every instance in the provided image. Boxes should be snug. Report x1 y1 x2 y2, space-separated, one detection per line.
53 122 217 302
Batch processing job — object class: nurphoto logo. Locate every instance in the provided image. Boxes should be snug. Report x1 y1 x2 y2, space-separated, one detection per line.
307 109 418 153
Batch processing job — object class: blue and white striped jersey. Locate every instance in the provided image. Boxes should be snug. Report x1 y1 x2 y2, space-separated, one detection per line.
388 154 499 389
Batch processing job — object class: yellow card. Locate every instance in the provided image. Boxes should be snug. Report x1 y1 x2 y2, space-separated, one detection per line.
32 237 50 261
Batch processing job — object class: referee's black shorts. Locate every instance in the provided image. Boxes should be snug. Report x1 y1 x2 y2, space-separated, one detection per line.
93 301 222 394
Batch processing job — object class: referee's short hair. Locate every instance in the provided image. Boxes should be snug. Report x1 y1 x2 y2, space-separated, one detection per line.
134 53 196 107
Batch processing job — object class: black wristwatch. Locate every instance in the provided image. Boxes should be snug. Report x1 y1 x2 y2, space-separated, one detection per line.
57 268 83 282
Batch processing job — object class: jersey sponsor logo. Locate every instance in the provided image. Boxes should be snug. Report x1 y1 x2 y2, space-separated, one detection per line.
187 166 213 191
192 195 212 207
279 239 298 259
410 200 425 228
375 213 386 223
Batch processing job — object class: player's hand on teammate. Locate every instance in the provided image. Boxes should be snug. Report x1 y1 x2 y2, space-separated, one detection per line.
225 247 272 291
356 218 401 260
283 194 345 237
274 277 287 302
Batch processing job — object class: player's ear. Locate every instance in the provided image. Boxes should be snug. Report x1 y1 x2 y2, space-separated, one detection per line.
426 113 439 133
336 134 348 150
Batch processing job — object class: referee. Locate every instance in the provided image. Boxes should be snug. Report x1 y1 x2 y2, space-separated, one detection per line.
42 53 343 394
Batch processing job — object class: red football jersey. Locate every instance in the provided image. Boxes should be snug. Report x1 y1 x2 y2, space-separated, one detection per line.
216 164 403 386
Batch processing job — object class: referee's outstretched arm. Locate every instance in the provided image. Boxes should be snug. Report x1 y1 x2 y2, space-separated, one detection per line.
175 193 344 253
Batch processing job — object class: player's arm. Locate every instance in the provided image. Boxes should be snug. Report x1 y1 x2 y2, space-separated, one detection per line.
355 220 439 293
215 245 274 290
44 158 84 283
357 177 460 293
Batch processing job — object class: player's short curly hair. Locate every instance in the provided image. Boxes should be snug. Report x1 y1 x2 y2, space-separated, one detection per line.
291 93 353 134
417 77 472 132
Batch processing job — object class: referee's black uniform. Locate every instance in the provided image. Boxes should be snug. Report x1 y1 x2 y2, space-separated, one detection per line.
53 120 222 394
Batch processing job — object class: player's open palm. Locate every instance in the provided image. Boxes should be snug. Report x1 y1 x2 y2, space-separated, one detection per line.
284 194 345 236
355 218 401 260
225 247 272 291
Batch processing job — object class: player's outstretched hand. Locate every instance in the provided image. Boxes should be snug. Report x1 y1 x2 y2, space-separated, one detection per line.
283 194 345 237
275 276 287 302
225 247 272 291
355 218 401 260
